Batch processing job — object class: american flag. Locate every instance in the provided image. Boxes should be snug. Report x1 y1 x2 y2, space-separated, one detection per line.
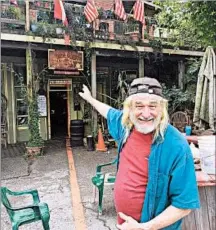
84 0 99 23
115 0 127 21
133 0 145 24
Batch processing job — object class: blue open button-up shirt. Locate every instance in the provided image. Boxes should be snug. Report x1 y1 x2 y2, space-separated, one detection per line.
107 108 200 230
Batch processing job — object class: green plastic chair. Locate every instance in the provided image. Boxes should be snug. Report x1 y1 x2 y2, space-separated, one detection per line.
1 187 50 230
91 159 117 215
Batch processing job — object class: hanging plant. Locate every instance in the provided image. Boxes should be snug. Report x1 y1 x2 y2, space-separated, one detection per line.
149 38 163 51
26 87 44 149
84 42 92 78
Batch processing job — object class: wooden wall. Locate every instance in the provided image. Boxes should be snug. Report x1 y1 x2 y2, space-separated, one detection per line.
182 186 215 230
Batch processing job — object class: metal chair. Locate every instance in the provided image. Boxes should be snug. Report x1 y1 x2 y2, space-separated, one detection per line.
170 111 189 132
91 159 117 215
1 187 50 230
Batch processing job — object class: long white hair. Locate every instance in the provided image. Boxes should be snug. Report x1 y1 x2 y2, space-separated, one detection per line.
121 96 169 142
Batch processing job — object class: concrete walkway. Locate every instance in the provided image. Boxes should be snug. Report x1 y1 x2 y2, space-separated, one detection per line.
72 147 117 230
1 139 118 230
1 139 74 230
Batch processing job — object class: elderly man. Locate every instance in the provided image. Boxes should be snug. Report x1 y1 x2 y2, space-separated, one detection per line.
79 77 200 230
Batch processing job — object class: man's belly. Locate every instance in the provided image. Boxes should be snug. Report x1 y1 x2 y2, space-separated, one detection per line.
114 176 146 224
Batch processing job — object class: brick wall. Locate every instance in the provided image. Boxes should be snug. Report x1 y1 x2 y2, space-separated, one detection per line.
95 0 114 10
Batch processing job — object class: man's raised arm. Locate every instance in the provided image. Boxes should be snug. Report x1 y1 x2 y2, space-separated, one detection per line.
79 85 112 119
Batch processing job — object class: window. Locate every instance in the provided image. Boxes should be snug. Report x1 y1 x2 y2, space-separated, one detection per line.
99 22 109 32
14 64 28 127
114 21 125 34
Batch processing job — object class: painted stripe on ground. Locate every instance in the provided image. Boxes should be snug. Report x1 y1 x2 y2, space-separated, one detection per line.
66 138 87 230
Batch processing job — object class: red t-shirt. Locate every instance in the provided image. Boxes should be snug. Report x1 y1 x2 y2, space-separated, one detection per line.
114 129 152 224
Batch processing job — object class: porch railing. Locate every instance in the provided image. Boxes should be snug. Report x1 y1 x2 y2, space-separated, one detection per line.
1 1 161 43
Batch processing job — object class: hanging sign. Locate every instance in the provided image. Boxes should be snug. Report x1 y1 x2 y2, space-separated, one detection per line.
53 70 80 75
37 95 47 117
49 79 72 86
48 49 84 71
48 79 72 91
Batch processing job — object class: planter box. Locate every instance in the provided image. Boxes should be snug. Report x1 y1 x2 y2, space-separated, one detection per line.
30 23 38 32
56 27 64 35
142 38 149 43
26 146 44 158
125 32 140 42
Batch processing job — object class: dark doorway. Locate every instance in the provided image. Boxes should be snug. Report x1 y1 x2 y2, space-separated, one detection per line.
49 91 67 138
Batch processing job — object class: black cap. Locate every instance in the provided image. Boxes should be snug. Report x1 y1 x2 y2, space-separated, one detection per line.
128 77 163 97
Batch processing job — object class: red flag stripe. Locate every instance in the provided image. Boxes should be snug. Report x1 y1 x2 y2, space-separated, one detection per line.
84 0 98 23
115 0 127 21
86 4 98 21
85 7 98 22
135 1 143 22
54 0 68 26
87 5 98 18
133 0 145 24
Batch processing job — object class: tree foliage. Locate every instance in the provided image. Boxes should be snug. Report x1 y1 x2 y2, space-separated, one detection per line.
154 0 216 49
162 57 202 114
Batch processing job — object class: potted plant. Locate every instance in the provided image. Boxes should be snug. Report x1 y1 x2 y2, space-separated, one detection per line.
42 21 50 33
24 65 46 157
36 21 49 33
98 7 104 19
130 32 140 41
30 19 38 32
54 23 65 35
7 5 21 20
25 89 44 158
31 21 53 41
25 67 48 158
125 17 140 41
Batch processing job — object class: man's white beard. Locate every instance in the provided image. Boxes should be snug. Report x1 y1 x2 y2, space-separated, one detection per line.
129 112 161 134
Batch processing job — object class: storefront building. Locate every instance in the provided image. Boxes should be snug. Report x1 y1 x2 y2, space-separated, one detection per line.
1 0 204 144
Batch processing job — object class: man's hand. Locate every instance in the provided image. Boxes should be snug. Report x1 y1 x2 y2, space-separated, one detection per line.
78 84 111 118
116 212 142 230
79 84 92 102
116 212 156 230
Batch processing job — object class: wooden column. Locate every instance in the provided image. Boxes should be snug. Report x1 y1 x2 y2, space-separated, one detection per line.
67 85 71 138
4 64 16 144
139 55 144 78
178 60 185 90
26 46 33 139
26 46 33 97
25 0 30 32
91 51 97 134
47 83 51 140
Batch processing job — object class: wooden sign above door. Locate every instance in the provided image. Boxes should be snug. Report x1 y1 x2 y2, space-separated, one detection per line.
48 79 72 92
49 79 72 86
48 49 84 71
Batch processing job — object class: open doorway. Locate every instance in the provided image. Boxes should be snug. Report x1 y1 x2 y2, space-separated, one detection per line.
49 91 67 138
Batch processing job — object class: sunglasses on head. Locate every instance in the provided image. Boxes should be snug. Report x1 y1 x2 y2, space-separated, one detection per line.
128 84 163 97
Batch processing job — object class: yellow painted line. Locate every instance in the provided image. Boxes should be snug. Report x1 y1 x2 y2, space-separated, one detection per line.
66 138 87 230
